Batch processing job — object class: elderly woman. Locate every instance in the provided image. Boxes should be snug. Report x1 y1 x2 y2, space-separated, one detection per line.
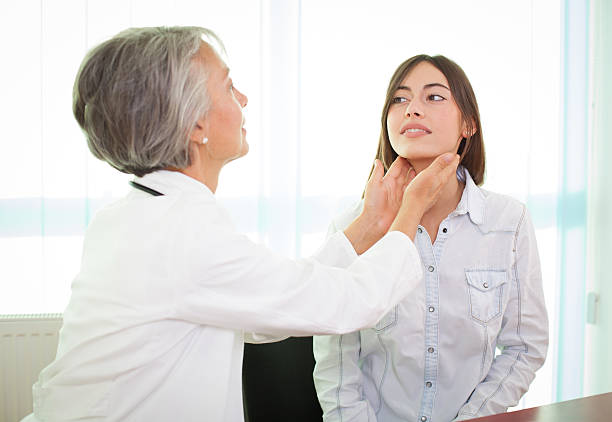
22 27 458 421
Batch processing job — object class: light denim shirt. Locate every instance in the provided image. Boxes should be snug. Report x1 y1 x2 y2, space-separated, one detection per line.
313 168 548 422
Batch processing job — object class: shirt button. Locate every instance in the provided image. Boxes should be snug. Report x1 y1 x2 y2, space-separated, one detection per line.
418 227 423 233
442 227 447 233
428 347 434 353
483 282 489 288
426 381 432 388
421 417 428 422
428 265 435 272
428 306 435 312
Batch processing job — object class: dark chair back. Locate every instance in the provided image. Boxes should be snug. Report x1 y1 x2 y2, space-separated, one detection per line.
242 337 323 422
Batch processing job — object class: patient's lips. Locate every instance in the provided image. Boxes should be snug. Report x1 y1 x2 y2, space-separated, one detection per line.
400 123 431 138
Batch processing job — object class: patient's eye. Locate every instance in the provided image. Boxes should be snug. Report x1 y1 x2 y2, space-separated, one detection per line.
428 94 445 101
392 96 408 104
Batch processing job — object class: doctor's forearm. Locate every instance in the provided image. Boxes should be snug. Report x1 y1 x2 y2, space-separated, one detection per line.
388 206 421 241
344 207 421 254
343 214 387 255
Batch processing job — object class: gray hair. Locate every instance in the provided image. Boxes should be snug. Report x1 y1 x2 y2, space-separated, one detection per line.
73 26 224 176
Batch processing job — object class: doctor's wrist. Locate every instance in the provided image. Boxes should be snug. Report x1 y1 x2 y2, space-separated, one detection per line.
389 207 422 241
343 213 386 255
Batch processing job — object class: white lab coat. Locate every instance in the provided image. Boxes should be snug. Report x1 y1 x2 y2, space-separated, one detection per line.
25 170 422 422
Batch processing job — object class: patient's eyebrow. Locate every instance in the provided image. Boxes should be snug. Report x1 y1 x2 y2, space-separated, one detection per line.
424 82 450 90
396 82 450 91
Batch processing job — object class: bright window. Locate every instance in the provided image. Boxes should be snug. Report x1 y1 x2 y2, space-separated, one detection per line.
0 0 565 408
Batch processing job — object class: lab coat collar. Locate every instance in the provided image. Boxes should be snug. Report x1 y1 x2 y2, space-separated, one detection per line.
451 166 485 226
133 170 215 200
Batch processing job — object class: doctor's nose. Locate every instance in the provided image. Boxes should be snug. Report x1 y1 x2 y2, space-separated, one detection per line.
235 88 248 108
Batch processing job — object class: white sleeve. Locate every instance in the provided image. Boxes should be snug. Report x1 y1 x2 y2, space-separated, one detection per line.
243 332 289 344
243 230 359 343
311 201 363 269
310 230 359 268
455 208 549 419
174 222 423 337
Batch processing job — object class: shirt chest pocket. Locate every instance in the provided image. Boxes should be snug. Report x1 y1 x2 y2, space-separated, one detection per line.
465 270 508 324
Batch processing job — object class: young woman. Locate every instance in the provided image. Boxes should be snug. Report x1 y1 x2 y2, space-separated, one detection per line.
313 55 548 422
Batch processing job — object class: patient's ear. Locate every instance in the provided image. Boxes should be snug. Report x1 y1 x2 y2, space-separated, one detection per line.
462 118 477 138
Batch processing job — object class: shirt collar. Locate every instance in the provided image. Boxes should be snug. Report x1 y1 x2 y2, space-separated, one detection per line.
133 170 215 200
451 166 485 225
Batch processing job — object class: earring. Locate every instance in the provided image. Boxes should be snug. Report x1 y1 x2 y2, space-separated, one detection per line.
457 137 467 156
201 137 208 145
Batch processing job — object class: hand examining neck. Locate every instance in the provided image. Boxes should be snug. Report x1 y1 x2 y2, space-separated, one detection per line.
344 153 460 254
407 156 465 243
344 157 416 254
410 157 463 212
388 153 460 239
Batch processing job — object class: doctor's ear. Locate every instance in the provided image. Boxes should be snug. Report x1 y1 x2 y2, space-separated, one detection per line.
190 119 208 144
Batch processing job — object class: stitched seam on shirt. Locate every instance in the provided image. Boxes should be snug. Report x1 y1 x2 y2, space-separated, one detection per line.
336 334 344 422
474 351 522 415
480 325 488 380
430 286 441 418
473 205 528 415
375 334 390 415
459 352 523 418
430 243 442 417
513 206 528 352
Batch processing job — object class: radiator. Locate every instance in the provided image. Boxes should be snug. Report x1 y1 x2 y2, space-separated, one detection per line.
0 314 62 422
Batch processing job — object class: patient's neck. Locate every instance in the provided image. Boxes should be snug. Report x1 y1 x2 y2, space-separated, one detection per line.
411 157 464 237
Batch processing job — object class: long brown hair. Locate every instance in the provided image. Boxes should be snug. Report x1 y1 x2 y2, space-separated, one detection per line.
368 54 485 186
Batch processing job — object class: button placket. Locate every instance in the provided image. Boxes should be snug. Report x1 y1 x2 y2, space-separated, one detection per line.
417 227 439 422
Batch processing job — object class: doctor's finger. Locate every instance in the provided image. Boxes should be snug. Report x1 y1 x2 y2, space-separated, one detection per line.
385 156 408 179
436 154 460 185
406 167 416 185
426 152 459 176
367 159 383 186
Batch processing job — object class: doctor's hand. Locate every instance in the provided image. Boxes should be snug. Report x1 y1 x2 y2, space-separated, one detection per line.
344 157 416 254
390 152 460 239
